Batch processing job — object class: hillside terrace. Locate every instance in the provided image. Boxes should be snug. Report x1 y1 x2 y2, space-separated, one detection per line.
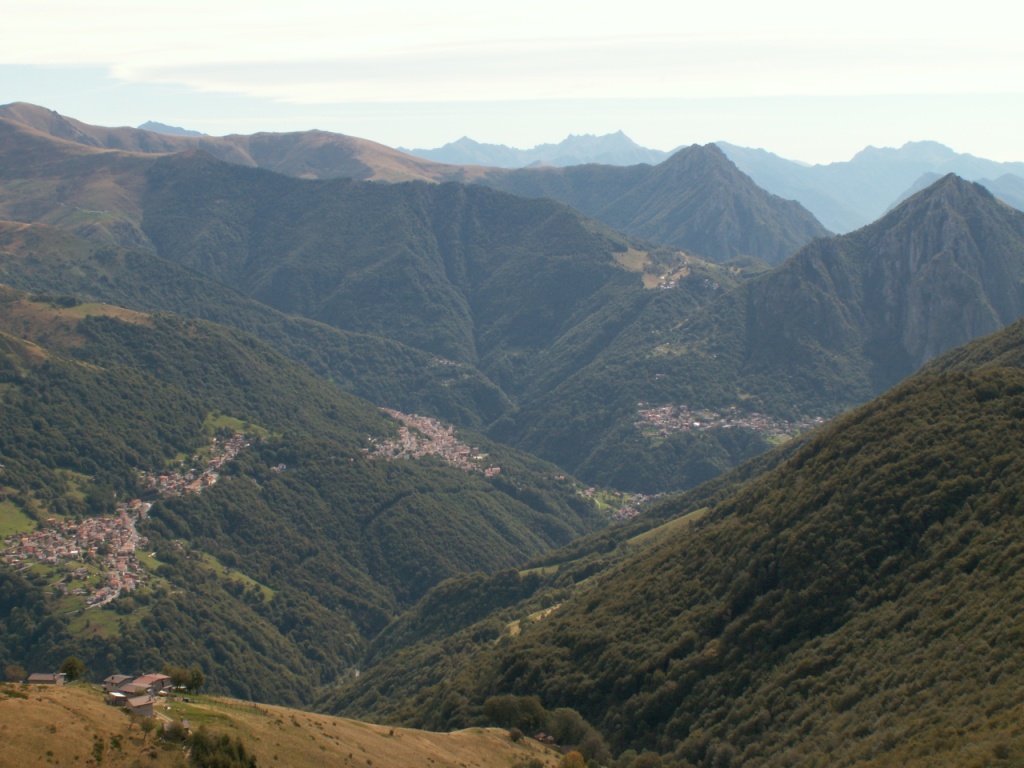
369 409 501 477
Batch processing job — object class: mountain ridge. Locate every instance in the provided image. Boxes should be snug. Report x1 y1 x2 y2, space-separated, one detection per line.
0 103 829 265
403 131 673 168
476 143 831 264
719 139 1024 232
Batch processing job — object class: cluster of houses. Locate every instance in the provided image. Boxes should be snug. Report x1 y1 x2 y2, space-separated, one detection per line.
138 432 250 498
23 670 191 734
370 409 501 477
609 493 661 522
2 502 149 567
102 672 173 718
1 501 151 607
635 402 826 441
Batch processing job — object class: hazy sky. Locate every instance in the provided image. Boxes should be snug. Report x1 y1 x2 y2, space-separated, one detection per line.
3 0 1022 164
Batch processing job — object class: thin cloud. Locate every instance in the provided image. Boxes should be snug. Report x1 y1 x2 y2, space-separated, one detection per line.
107 37 1023 104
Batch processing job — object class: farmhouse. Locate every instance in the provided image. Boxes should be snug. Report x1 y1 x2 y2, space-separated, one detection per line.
125 694 156 718
103 674 133 692
26 672 66 685
104 672 176 709
132 673 173 694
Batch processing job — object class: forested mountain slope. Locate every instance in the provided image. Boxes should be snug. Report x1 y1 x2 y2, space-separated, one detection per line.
0 220 510 429
0 290 603 705
502 174 1024 491
669 174 1024 409
139 151 645 371
326 316 1024 768
136 150 751 415
6 111 1024 496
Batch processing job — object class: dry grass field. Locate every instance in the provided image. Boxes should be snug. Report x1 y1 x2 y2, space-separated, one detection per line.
0 683 560 768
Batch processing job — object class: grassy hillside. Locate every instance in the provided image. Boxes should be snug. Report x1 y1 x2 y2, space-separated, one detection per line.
0 682 559 768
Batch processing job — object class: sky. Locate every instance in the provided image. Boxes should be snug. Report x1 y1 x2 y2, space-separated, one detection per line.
3 0 1022 165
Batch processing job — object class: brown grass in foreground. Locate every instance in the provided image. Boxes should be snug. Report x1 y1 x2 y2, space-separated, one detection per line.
0 683 559 768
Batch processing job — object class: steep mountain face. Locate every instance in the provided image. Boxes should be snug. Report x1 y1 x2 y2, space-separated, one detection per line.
0 290 603 704
720 139 1024 233
894 171 1024 213
502 175 1024 491
478 144 831 265
137 151 744 405
921 312 1024 374
403 131 673 168
735 174 1024 396
327 319 1024 766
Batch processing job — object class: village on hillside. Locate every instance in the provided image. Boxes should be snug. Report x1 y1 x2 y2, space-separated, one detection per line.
368 409 502 477
138 432 250 497
1 500 151 607
1 433 251 607
636 403 826 442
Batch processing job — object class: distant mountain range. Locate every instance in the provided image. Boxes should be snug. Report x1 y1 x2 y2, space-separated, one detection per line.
402 131 673 167
406 128 1024 234
137 120 207 137
475 143 830 265
37 100 1022 238
710 140 1024 233
0 101 479 184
